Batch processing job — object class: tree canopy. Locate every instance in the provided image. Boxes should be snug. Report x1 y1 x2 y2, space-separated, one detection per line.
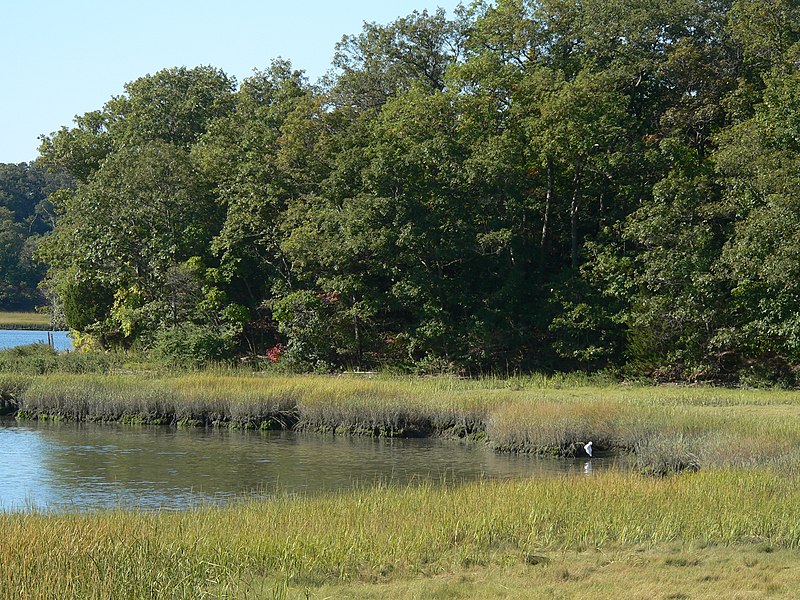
0 162 70 310
22 2 800 382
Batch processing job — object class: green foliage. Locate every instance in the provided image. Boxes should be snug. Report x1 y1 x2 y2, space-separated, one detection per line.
149 324 232 368
331 8 464 109
60 277 115 332
613 171 728 377
26 2 800 383
271 290 341 371
0 162 70 310
727 0 800 71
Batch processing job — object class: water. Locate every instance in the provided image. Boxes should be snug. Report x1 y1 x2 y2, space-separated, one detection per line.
0 419 612 512
0 330 72 351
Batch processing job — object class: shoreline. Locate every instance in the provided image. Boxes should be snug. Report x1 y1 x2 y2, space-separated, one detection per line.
0 371 638 459
3 372 800 596
0 312 60 331
0 324 67 331
3 371 800 473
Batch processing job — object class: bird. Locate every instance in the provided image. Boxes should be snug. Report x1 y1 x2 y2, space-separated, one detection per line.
583 441 593 457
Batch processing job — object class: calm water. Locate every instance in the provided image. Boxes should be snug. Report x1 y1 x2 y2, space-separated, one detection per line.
0 420 611 512
0 330 72 351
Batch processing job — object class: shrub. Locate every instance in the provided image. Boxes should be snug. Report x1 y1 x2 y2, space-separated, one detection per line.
149 324 232 368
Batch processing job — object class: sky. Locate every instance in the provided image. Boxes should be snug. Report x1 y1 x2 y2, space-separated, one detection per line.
1 0 463 164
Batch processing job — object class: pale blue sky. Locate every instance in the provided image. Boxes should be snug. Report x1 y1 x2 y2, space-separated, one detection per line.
1 0 463 164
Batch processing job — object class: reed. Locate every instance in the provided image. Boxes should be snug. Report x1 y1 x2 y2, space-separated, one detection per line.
10 372 800 471
2 470 800 598
17 373 299 427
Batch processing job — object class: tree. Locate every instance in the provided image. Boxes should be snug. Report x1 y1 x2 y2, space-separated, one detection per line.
37 141 220 342
37 67 237 347
190 60 321 353
40 66 236 183
712 45 800 378
330 8 466 110
0 163 71 309
28 1 800 381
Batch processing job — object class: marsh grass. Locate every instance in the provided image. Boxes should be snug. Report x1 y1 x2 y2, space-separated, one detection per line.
306 545 800 599
0 344 131 375
7 370 800 596
18 373 299 427
9 371 800 470
3 471 800 598
0 311 52 330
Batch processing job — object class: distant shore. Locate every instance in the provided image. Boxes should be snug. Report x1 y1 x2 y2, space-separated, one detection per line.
0 311 61 331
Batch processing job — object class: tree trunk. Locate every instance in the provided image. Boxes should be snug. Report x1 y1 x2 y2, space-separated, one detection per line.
570 161 583 270
352 296 362 368
540 154 554 266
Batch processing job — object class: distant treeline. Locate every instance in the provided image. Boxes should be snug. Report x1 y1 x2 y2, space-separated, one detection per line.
0 163 71 310
22 0 800 381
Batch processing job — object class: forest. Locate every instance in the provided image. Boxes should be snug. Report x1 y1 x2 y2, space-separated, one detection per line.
3 0 800 383
0 163 69 310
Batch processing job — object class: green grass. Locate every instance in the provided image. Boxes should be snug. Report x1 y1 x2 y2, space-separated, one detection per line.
304 546 800 599
5 360 800 597
3 471 800 598
0 311 53 330
0 344 125 376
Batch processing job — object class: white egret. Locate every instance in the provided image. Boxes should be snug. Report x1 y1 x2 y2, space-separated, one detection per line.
583 441 593 457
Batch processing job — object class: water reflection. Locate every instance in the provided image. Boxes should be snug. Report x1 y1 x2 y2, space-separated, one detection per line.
0 419 618 512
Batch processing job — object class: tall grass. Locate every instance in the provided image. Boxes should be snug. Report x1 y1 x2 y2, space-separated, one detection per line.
17 373 299 427
2 471 800 598
3 347 800 471
0 344 131 375
9 371 800 471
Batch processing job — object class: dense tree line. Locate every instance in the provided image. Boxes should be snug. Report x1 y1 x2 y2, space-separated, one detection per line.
30 0 800 381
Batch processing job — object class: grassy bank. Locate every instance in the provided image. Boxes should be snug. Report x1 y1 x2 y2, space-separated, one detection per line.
5 351 800 597
3 369 800 473
3 471 800 598
0 311 53 330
